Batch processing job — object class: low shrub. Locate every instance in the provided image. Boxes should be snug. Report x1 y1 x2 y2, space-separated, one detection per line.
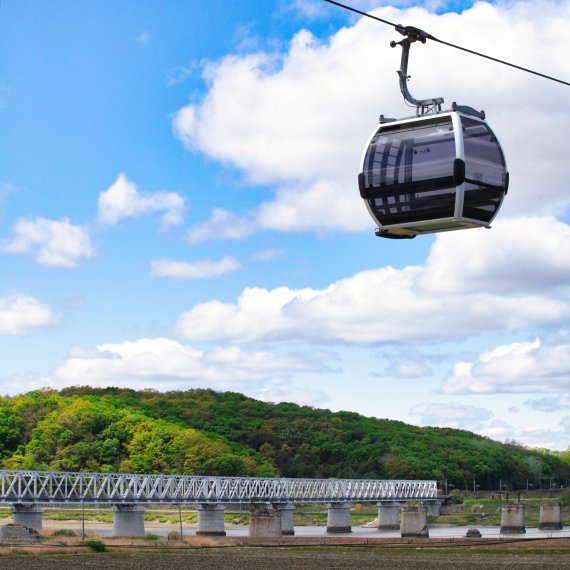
449 490 466 504
560 488 570 507
51 529 77 537
78 539 106 552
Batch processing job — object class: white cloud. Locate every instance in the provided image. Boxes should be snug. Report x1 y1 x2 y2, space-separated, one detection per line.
410 402 570 449
409 402 492 430
283 0 437 20
252 384 330 406
173 25 383 185
382 360 433 379
97 173 185 228
279 0 401 22
1 217 93 268
177 216 570 344
481 418 569 451
187 208 257 243
419 217 570 294
0 294 57 335
177 271 565 344
0 372 54 395
443 333 570 394
372 347 439 377
51 337 334 394
186 180 369 242
526 393 570 412
150 256 241 280
559 416 570 433
256 180 368 233
174 2 570 239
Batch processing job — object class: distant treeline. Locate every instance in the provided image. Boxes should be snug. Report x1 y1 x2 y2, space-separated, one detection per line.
1 387 568 491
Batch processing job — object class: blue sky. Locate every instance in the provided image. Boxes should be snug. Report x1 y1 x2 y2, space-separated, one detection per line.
2 0 570 450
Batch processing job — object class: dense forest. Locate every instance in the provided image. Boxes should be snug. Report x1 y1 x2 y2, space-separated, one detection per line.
1 387 568 491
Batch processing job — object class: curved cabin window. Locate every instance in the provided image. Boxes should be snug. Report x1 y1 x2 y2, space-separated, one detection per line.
363 118 457 225
461 116 507 222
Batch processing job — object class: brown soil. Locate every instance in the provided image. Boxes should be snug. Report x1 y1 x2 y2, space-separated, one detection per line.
1 538 570 569
0 549 570 569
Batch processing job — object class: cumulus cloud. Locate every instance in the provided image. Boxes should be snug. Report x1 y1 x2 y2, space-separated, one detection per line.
98 173 185 228
177 216 570 344
443 333 570 394
419 217 570 294
51 338 335 395
1 217 93 268
186 180 369 242
409 402 492 431
150 256 241 280
176 271 565 344
0 294 57 335
174 2 570 240
256 180 368 233
172 22 393 185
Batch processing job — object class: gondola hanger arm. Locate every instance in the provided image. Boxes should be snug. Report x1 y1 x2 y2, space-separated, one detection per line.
389 29 444 116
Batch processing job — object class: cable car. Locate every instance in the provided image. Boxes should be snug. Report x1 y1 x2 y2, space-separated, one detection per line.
359 26 509 239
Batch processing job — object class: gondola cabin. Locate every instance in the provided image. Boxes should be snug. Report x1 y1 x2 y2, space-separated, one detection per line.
358 108 508 239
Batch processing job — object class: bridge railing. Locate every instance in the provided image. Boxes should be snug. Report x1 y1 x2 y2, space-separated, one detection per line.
0 470 438 504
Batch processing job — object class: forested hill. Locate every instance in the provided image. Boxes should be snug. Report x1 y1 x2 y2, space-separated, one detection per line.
1 387 568 490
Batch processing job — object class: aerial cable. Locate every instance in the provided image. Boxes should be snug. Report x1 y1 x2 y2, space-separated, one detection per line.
324 0 570 87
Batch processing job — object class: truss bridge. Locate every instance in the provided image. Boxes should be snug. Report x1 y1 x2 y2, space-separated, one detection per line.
0 469 437 504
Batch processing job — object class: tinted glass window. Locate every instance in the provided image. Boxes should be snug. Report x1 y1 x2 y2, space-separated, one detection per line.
370 185 456 225
462 184 504 223
461 117 507 222
363 118 456 223
461 117 506 187
364 119 456 189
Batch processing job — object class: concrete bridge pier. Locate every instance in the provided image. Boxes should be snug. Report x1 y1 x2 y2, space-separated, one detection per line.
377 501 400 530
500 503 525 534
274 503 295 535
197 503 226 536
539 502 563 531
326 502 351 533
424 500 442 517
400 505 429 537
249 504 282 537
112 504 145 537
11 503 43 530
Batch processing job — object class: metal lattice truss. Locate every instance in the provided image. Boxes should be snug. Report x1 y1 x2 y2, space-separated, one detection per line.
0 470 437 505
